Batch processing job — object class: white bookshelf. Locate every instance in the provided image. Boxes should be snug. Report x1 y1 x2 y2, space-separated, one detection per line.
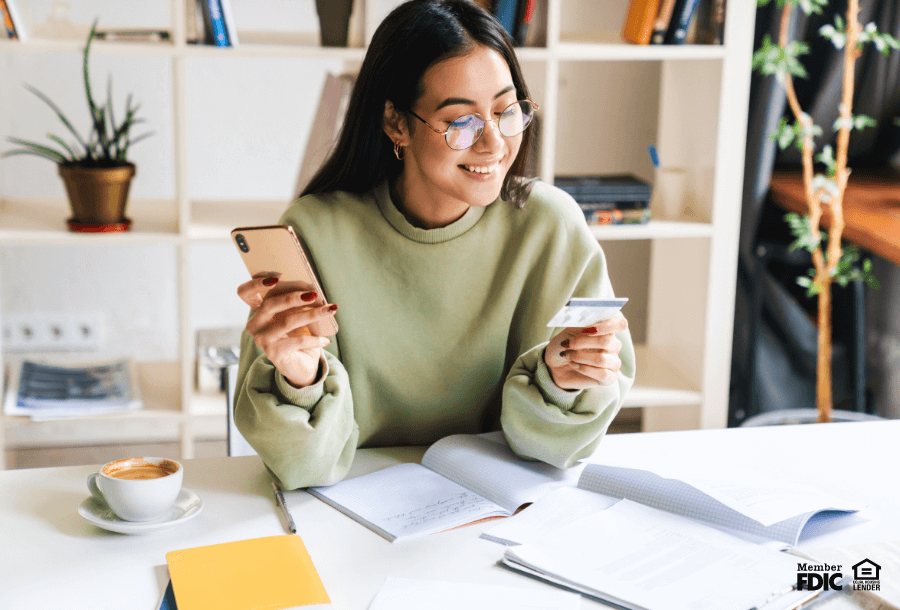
0 0 756 467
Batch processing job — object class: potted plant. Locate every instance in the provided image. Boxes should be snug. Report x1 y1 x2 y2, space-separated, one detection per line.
1 20 152 232
750 0 897 422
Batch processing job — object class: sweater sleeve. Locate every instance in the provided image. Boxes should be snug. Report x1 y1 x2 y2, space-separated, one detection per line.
233 329 359 489
499 192 637 469
501 334 635 469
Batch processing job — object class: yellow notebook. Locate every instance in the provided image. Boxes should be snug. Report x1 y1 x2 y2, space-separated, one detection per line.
166 535 330 610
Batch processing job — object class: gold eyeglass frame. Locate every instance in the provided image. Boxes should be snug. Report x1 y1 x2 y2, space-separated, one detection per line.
407 99 539 150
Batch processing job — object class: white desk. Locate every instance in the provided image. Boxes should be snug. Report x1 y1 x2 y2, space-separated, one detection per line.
2 421 899 609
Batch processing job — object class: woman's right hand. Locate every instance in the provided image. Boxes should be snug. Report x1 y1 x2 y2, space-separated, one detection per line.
237 276 337 388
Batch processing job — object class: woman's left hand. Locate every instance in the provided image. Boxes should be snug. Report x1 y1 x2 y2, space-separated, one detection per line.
544 315 629 391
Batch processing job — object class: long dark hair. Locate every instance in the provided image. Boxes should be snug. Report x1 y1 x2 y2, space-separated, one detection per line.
301 0 536 207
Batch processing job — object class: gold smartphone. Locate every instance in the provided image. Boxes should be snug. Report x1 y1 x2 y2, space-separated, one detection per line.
231 224 338 337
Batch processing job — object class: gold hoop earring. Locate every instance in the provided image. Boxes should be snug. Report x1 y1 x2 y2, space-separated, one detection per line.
394 141 405 160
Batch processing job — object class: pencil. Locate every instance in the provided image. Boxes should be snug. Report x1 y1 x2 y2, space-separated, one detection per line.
272 481 297 534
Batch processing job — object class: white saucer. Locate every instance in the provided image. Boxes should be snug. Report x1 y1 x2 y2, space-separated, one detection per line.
78 487 203 535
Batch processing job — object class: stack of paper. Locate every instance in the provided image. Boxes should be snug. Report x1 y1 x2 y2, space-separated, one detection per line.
500 500 815 610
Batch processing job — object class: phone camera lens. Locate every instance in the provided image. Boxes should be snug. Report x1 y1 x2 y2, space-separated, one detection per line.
235 234 249 253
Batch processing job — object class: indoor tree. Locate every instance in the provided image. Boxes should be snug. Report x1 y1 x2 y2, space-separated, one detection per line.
751 0 896 422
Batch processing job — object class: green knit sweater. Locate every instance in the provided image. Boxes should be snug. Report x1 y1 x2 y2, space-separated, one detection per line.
234 180 635 489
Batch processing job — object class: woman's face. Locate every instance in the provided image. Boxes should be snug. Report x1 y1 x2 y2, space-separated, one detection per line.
402 45 522 215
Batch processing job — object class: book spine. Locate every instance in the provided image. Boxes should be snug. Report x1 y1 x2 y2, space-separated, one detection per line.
494 0 519 39
581 207 651 225
649 0 676 44
1 0 17 39
711 0 725 44
204 0 229 46
515 0 535 46
665 0 702 44
186 0 202 43
219 0 239 47
3 0 25 41
622 0 661 45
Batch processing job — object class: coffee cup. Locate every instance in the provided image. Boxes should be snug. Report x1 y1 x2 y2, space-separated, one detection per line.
87 457 183 522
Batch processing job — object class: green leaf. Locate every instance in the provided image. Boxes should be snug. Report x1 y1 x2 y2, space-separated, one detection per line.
812 173 838 203
752 35 810 82
23 84 90 156
833 116 852 130
785 212 821 252
816 144 836 176
820 23 847 49
854 114 877 130
47 134 78 161
797 0 827 14
0 148 66 163
4 136 67 162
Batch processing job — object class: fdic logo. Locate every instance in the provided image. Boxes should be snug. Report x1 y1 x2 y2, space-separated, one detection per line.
796 563 843 591
851 559 881 591
796 559 882 592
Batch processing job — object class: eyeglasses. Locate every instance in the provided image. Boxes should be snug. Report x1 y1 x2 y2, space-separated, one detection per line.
408 99 539 150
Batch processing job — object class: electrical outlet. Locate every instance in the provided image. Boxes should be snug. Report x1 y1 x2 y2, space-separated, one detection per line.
2 312 104 352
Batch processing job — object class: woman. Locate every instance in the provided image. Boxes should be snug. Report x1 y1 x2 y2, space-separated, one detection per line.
234 0 635 490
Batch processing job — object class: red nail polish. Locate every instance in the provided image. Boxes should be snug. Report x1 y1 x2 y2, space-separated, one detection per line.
327 304 338 312
582 327 597 334
301 292 317 302
561 339 570 348
559 350 567 358
262 277 278 286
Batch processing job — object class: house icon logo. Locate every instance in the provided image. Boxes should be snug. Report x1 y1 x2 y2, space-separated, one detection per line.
852 559 881 591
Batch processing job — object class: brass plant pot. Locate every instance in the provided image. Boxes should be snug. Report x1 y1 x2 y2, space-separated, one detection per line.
58 163 136 229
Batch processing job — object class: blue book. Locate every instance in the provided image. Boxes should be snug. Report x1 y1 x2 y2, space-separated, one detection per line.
494 0 519 39
157 580 178 610
665 0 703 44
202 0 230 46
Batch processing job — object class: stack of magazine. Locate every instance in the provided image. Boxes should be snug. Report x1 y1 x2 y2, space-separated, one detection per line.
3 357 142 421
555 174 652 225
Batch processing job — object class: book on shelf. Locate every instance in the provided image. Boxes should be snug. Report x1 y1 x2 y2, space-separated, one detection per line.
199 0 232 47
686 0 714 44
493 0 519 40
186 0 206 44
622 0 661 45
94 30 171 43
1 0 25 41
2 356 142 421
166 535 329 610
710 0 726 44
293 432 585 543
555 174 652 225
294 72 357 199
513 0 536 46
649 0 677 44
664 0 703 44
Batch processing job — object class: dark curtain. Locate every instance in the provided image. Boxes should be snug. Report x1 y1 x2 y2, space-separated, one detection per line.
729 0 900 424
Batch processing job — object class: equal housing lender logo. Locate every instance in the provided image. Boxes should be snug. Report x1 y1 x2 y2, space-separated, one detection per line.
796 559 882 592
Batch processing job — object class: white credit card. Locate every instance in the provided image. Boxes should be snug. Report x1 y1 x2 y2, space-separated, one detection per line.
547 298 628 328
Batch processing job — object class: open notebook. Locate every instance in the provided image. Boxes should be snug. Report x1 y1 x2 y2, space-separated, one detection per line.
303 433 582 542
298 432 858 545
